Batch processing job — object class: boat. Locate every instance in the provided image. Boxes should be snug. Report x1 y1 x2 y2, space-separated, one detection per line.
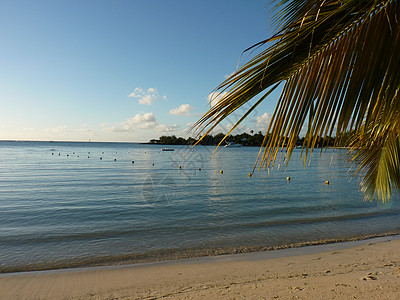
224 142 242 147
161 148 174 151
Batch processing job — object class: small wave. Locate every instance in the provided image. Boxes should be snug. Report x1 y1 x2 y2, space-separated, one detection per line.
3 208 400 246
1 231 399 274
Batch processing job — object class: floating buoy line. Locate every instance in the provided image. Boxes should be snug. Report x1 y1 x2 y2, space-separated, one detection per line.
48 151 331 185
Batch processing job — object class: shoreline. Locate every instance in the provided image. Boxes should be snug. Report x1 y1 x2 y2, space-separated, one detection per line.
1 235 399 299
1 231 399 275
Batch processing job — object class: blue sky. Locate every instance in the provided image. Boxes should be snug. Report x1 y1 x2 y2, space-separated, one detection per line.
0 0 282 142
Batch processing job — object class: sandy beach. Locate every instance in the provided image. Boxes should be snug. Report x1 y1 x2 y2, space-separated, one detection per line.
1 236 399 299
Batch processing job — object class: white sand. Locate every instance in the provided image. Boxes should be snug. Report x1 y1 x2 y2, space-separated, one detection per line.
1 237 400 299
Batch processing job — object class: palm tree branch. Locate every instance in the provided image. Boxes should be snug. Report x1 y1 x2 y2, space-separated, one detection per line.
196 0 400 201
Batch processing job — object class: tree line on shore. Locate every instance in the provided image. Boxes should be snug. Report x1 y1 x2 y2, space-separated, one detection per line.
149 132 352 147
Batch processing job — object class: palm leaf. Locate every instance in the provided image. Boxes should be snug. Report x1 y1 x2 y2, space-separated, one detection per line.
195 0 400 202
351 132 400 202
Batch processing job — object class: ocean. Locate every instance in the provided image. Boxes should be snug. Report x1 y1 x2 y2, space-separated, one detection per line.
0 141 399 273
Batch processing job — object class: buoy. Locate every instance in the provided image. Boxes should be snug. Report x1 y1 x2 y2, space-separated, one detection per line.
178 165 182 169
325 180 329 185
88 156 90 158
100 157 102 160
152 163 154 166
132 161 134 163
114 159 117 161
52 153 54 155
198 168 201 171
67 154 69 157
287 177 291 181
220 170 223 174
248 173 252 177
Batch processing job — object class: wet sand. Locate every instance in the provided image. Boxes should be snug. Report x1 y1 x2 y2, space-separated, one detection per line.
1 236 399 299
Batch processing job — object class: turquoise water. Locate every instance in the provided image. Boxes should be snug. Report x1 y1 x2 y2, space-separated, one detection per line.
0 141 399 273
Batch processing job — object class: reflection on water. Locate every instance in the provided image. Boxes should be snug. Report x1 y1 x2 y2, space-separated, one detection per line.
0 141 399 272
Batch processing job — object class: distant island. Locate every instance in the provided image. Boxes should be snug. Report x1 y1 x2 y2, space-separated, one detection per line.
149 132 347 147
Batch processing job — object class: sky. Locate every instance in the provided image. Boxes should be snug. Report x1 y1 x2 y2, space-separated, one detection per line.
0 0 283 142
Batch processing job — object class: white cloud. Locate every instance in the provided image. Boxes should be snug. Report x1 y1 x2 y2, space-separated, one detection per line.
105 113 179 134
77 128 94 133
43 125 95 134
225 123 251 134
44 125 71 132
207 91 227 108
256 113 272 132
131 113 158 129
109 113 157 132
156 124 179 133
128 87 166 105
169 104 194 116
128 87 144 97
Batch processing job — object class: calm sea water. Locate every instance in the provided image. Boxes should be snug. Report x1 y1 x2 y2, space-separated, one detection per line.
0 141 399 272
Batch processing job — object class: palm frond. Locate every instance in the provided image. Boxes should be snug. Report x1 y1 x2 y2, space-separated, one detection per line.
195 0 400 202
351 132 400 202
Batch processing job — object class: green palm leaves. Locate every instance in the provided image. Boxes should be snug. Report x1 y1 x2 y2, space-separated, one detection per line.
195 0 400 202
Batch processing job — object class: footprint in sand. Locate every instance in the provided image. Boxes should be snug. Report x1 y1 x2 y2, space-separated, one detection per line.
383 263 395 267
361 272 379 281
